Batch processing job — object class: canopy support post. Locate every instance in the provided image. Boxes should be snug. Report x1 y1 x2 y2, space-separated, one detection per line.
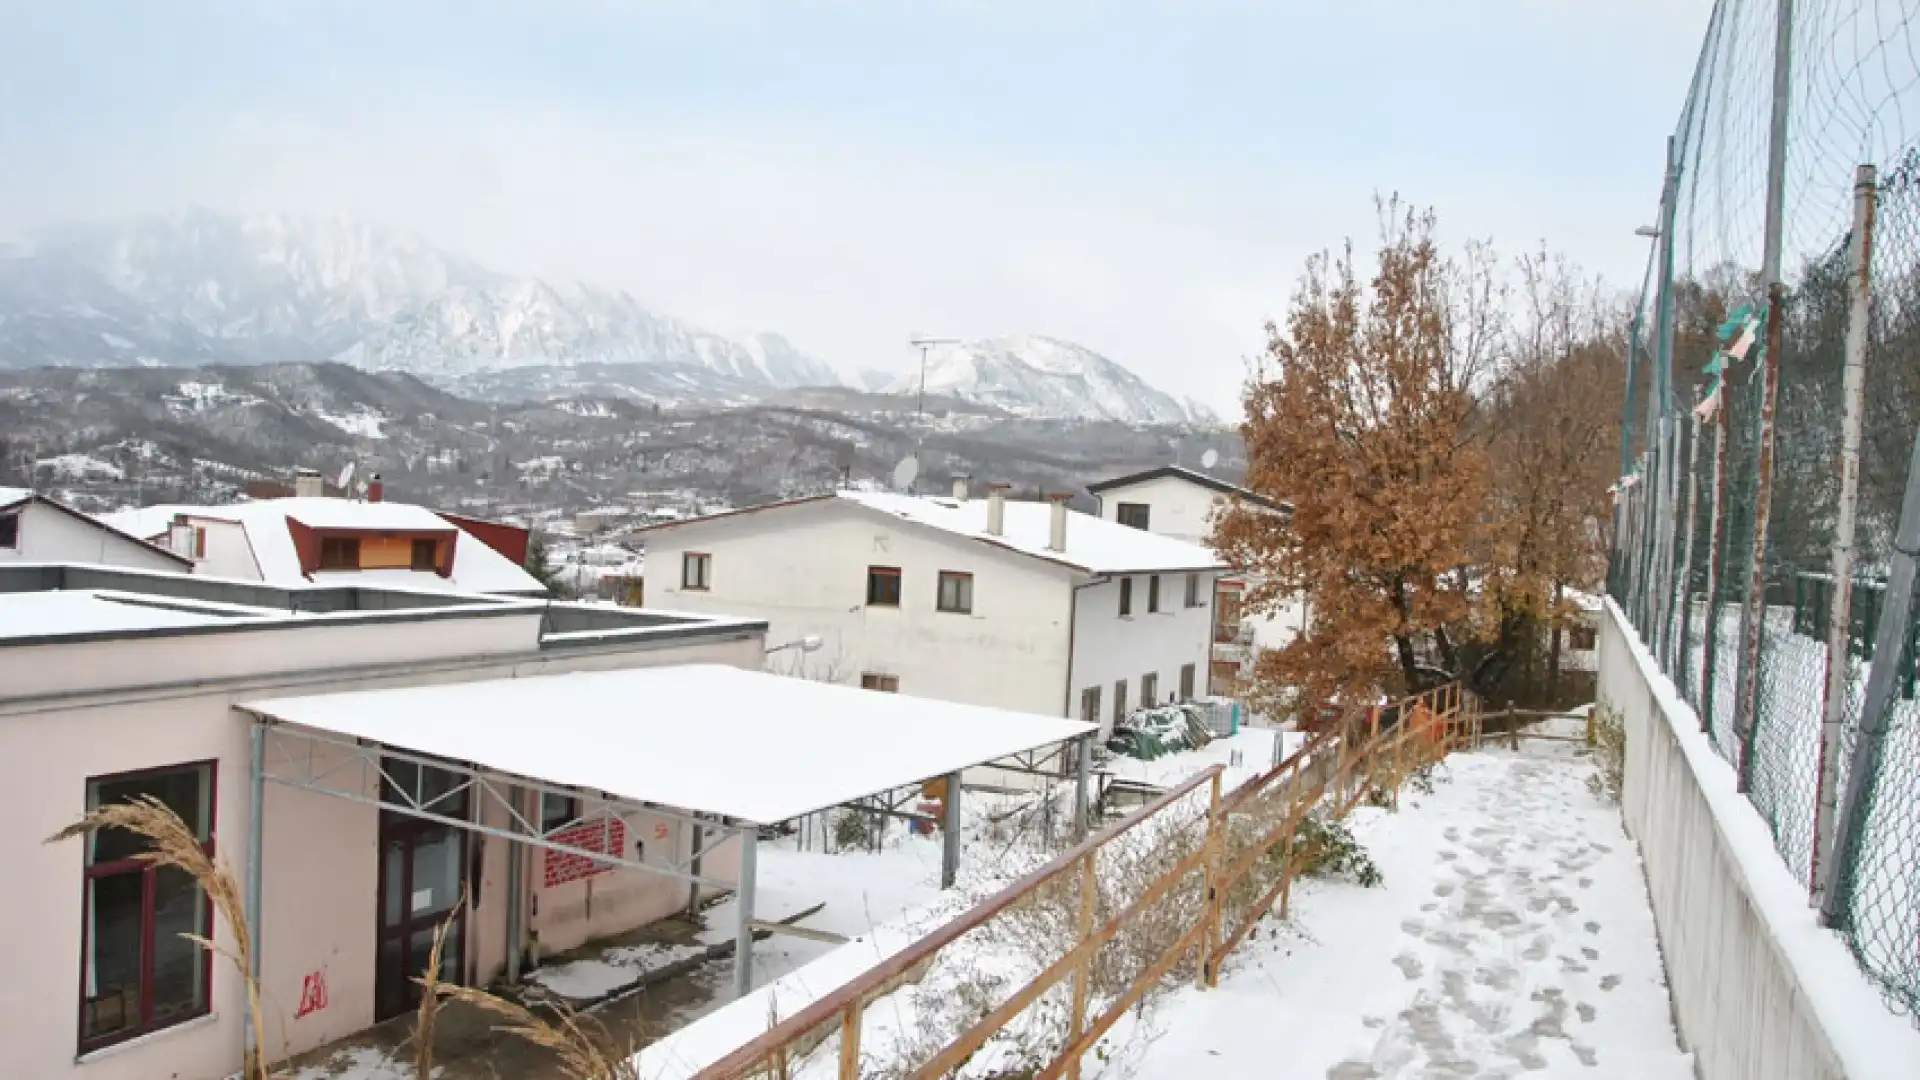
732 825 758 999
244 722 266 1071
941 771 964 889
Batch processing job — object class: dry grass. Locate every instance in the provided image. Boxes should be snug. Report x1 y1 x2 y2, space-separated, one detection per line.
431 983 641 1080
44 795 271 1080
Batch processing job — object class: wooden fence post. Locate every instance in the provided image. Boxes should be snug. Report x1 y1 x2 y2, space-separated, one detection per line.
1066 851 1096 1080
1200 770 1224 987
837 999 864 1080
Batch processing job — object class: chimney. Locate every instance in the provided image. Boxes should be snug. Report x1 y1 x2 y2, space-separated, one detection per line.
1047 492 1071 552
986 483 1010 536
366 473 384 503
952 475 970 502
166 518 197 559
293 468 324 499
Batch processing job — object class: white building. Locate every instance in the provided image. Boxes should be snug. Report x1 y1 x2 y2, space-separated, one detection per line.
102 493 546 596
640 485 1227 732
1085 466 1306 701
0 487 192 574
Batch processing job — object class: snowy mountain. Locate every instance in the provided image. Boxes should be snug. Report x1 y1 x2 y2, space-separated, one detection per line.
0 210 838 388
885 336 1215 425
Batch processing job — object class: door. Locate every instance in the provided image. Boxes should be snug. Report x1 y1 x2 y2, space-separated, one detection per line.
374 761 468 1021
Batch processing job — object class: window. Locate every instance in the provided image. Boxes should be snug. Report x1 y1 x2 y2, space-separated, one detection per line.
1080 685 1102 725
1112 679 1129 723
1568 625 1598 651
861 673 901 692
1141 672 1159 706
192 527 207 560
79 762 215 1051
319 536 360 570
1118 577 1133 617
0 510 19 548
1116 502 1151 530
682 552 711 591
937 571 973 614
540 793 580 833
1147 575 1161 613
1210 660 1240 696
866 566 902 607
1214 587 1244 643
411 538 438 570
1185 573 1202 608
1179 663 1197 701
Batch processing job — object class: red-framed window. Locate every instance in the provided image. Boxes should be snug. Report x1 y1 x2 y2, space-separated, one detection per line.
77 761 216 1053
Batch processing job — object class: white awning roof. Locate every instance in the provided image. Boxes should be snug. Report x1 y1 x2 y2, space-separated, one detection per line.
240 665 1094 825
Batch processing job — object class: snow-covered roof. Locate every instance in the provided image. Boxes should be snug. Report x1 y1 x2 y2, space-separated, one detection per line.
1086 465 1288 513
101 497 544 594
0 589 288 640
241 664 1096 824
837 491 1226 574
0 486 31 509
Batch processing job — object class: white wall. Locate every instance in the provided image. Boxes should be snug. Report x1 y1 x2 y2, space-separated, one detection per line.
1094 475 1221 544
185 517 261 580
644 500 1077 718
1070 571 1218 734
1599 602 1918 1080
0 500 187 573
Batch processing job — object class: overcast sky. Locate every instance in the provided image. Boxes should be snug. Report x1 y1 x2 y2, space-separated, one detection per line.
0 1 1712 410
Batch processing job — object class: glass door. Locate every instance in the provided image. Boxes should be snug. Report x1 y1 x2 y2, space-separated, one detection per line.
374 760 468 1021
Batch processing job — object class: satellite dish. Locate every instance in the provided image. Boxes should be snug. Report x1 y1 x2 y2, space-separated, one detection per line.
1201 448 1220 469
891 454 920 491
336 462 355 492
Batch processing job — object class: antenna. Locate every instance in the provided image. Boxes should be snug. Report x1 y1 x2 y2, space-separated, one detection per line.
890 454 920 493
908 336 961 424
1201 448 1220 470
336 462 356 496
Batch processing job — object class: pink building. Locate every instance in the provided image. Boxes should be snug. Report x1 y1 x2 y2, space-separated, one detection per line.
0 563 765 1080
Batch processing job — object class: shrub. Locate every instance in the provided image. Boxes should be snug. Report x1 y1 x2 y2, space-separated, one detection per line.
1288 810 1383 888
1587 702 1626 803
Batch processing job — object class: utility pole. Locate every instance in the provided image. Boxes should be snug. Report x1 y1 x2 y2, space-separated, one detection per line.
909 336 960 424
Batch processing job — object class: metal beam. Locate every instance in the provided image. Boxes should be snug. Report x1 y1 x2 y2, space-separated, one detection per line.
941 770 963 889
747 919 849 945
734 831 758 998
243 721 266 1070
255 721 742 890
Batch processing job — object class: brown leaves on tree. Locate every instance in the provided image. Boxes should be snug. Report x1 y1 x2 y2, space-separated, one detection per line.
1214 202 1623 714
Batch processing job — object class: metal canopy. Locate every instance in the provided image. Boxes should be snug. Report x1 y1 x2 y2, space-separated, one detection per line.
253 720 745 889
239 664 1095 824
235 663 1095 1012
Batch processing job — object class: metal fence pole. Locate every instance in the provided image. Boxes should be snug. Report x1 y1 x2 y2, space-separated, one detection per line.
1812 163 1877 905
1676 407 1704 701
1701 402 1732 733
1732 0 1797 792
1821 427 1920 928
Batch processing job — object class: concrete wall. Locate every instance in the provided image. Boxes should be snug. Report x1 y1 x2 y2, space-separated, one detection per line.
1070 571 1218 734
1599 602 1913 1080
644 499 1076 717
0 623 763 1080
0 500 187 573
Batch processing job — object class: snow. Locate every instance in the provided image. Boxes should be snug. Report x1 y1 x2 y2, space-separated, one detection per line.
313 406 388 439
1118 748 1692 1078
99 497 544 594
38 453 125 480
1608 598 1920 1079
241 665 1095 825
838 491 1225 574
0 590 281 639
0 486 28 508
527 941 710 1000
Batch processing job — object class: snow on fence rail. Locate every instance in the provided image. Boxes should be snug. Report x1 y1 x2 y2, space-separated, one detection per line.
679 683 1479 1080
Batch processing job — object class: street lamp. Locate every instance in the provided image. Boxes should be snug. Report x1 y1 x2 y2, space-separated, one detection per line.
764 635 823 656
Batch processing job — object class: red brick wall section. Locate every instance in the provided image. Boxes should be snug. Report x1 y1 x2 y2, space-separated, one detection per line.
543 818 628 887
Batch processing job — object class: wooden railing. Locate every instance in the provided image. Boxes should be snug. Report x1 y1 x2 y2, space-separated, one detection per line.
689 683 1479 1080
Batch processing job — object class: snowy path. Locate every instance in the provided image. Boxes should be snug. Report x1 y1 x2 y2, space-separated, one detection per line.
1128 747 1693 1079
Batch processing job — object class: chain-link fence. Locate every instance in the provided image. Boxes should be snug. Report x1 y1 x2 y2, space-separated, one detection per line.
1608 0 1920 1025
